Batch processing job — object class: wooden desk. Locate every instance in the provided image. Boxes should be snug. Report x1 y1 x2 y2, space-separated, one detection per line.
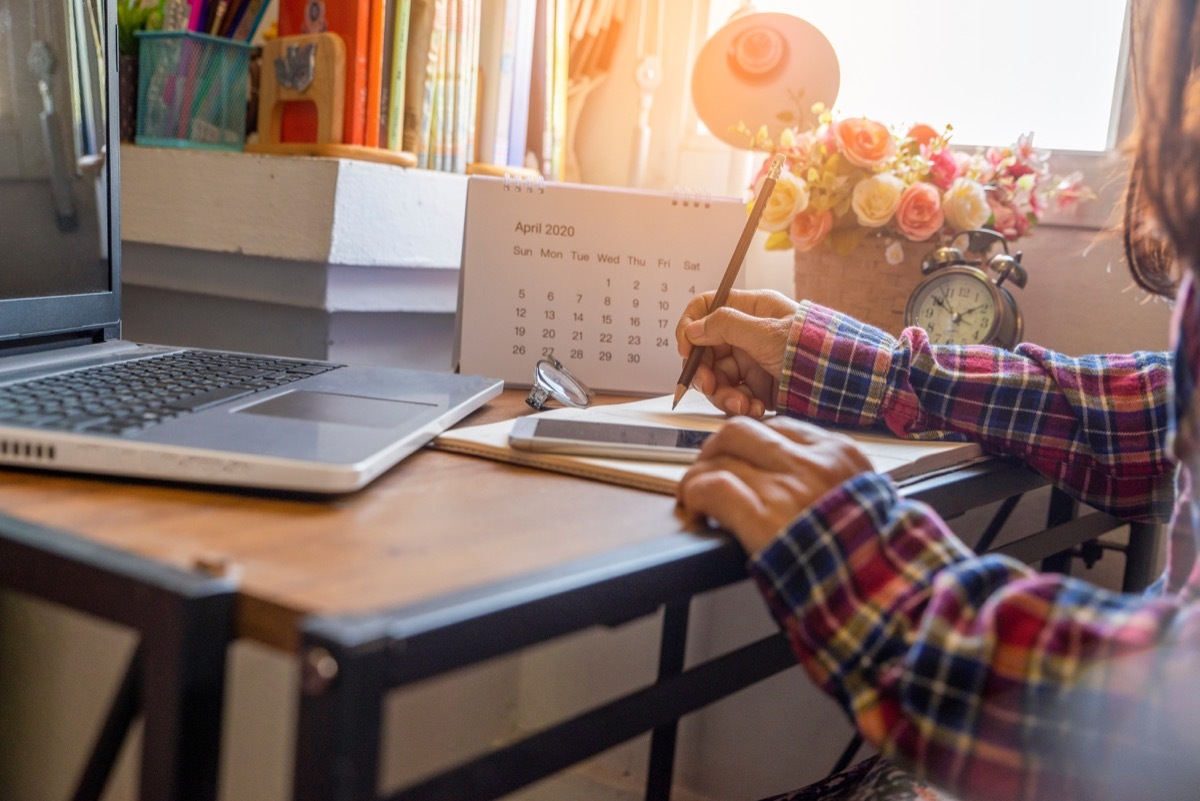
0 390 1159 801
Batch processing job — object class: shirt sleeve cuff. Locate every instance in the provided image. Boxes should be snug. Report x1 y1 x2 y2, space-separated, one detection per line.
778 300 898 428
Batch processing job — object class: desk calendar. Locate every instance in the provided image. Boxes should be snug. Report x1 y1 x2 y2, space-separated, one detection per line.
456 177 747 394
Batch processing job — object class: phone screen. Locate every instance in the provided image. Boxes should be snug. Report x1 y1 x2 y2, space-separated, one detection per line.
509 417 713 462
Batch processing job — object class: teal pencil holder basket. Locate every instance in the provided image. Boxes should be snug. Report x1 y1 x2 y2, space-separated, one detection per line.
135 31 253 151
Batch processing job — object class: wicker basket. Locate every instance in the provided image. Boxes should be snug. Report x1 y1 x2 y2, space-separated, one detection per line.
793 236 926 335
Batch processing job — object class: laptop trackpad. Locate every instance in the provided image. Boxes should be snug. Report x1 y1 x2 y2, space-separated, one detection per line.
236 391 437 429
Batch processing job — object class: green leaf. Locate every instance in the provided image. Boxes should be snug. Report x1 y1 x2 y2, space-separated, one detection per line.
117 0 165 55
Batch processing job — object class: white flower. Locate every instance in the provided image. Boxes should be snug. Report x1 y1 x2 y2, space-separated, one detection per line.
942 177 991 232
850 173 905 229
757 171 810 232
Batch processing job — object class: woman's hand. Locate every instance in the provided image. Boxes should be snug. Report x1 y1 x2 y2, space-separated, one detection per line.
677 416 872 556
675 289 799 418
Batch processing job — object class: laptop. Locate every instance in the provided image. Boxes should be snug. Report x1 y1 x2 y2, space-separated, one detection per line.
0 0 502 494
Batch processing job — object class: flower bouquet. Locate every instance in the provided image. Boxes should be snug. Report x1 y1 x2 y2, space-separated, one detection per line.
744 104 1090 260
740 105 1089 332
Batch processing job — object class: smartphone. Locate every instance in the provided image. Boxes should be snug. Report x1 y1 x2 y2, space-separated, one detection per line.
508 417 713 462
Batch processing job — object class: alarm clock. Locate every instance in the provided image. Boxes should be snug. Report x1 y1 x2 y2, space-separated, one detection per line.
904 229 1027 348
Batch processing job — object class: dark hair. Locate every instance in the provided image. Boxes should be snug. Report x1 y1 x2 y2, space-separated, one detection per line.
1125 0 1200 297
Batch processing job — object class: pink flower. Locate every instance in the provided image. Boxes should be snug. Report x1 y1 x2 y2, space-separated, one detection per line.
834 117 897 169
1013 132 1049 171
894 182 944 241
925 146 960 190
986 193 1031 240
1005 161 1036 180
789 208 834 251
1051 170 1090 213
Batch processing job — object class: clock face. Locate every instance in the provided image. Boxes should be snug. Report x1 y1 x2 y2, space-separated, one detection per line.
905 267 1003 346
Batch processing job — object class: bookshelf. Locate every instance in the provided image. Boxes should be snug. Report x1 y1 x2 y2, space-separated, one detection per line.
119 144 467 369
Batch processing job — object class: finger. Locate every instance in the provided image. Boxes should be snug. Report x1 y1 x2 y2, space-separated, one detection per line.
766 417 864 453
682 308 792 376
763 418 875 478
675 292 719 357
708 385 765 418
764 417 834 443
676 465 766 539
742 371 777 413
698 417 801 470
682 306 758 348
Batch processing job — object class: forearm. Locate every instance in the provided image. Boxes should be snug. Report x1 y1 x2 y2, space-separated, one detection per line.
777 302 1176 521
750 473 1188 800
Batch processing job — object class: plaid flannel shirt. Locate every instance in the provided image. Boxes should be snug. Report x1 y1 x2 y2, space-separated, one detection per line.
749 292 1200 800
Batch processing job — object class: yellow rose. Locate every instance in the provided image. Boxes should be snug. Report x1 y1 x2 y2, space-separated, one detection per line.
942 177 990 232
757 171 810 232
850 173 905 228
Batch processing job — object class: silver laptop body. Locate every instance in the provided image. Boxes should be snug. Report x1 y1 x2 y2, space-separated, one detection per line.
0 0 501 493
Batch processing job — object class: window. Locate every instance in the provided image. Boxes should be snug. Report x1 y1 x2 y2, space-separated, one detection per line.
703 0 1129 152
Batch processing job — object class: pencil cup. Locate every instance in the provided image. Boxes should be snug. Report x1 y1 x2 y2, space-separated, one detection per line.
135 31 253 151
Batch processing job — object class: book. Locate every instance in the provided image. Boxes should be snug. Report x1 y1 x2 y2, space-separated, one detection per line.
426 0 449 168
377 0 395 147
278 0 372 145
433 395 988 496
384 0 412 150
439 0 459 170
460 0 480 171
364 0 387 148
402 0 445 162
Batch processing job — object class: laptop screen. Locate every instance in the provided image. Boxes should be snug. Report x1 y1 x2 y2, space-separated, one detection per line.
0 0 120 347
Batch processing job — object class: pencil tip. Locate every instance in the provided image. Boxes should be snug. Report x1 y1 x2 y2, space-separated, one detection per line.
671 384 687 410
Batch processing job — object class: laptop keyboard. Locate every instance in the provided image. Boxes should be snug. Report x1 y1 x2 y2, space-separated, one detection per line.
0 350 341 435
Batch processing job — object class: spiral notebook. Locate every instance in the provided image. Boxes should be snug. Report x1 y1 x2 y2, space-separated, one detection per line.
455 176 748 395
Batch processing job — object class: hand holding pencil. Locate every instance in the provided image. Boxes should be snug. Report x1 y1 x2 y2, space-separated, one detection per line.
672 154 786 410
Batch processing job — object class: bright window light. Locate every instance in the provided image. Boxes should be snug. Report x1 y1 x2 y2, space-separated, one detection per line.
705 0 1128 151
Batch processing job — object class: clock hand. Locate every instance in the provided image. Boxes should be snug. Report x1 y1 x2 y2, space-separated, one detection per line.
938 288 963 316
933 291 960 317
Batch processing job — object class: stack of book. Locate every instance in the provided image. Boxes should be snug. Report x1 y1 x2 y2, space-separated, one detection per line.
273 0 577 177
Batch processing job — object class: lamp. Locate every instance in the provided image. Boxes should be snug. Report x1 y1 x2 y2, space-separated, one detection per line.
691 7 840 151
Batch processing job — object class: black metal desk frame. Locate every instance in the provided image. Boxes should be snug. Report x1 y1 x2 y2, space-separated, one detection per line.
0 513 236 801
292 460 1162 801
